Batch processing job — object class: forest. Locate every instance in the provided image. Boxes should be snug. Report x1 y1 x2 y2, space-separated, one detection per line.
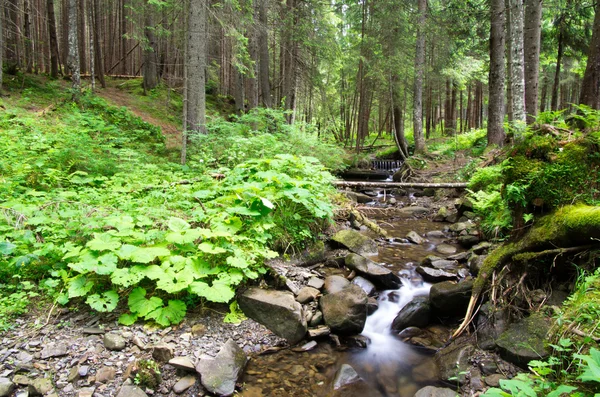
1 0 600 397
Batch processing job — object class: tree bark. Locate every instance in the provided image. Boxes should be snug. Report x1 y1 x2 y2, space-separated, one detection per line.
488 0 507 146
24 0 33 73
47 0 61 78
524 0 542 123
505 0 513 122
509 0 526 124
143 3 159 91
185 0 207 135
551 10 567 111
413 0 427 153
580 2 600 109
92 0 105 87
67 0 81 90
258 0 271 107
0 0 3 93
333 181 468 189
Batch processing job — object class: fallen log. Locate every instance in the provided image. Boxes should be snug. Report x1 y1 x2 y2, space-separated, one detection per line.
333 181 468 189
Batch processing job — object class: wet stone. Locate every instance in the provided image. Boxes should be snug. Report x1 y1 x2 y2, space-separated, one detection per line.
309 310 323 327
333 364 361 390
416 267 457 282
484 374 504 387
307 277 325 290
435 244 457 255
296 287 320 304
351 276 376 296
448 251 469 262
406 231 425 245
428 259 458 270
426 230 446 238
414 386 458 397
168 357 196 372
458 235 480 248
323 275 350 295
472 241 492 255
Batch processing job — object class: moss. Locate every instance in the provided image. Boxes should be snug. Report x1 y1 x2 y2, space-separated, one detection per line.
134 359 161 389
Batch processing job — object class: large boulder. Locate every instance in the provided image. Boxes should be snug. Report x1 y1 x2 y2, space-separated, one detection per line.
331 230 378 256
351 276 376 296
391 296 431 332
196 339 247 396
238 288 307 344
345 253 401 289
429 280 473 317
495 315 550 368
435 340 475 384
320 284 368 334
324 275 351 294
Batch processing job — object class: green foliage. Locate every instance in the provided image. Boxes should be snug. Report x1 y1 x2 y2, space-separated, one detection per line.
0 82 337 328
468 165 504 192
427 129 488 157
134 359 161 389
468 189 513 238
0 281 40 331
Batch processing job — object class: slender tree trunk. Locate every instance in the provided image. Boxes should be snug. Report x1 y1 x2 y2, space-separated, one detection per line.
24 0 33 73
258 0 270 107
580 2 600 109
47 0 61 77
92 0 104 87
185 0 207 135
551 29 565 110
540 73 548 112
413 0 427 153
509 0 526 124
78 0 86 74
88 0 94 91
524 0 542 123
488 0 507 146
67 0 81 91
233 70 245 114
505 0 513 122
0 0 3 94
143 4 158 90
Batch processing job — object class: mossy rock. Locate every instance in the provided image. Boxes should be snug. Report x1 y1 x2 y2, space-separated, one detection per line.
331 229 378 256
495 314 550 368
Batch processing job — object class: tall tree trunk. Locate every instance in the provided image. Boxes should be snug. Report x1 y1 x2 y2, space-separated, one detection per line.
258 0 270 107
24 0 33 73
444 79 451 135
0 0 3 94
509 0 526 124
78 0 86 74
580 2 600 109
488 0 507 146
92 0 105 87
185 0 206 134
413 0 427 153
551 25 565 110
540 73 548 112
6 0 19 67
524 0 542 123
233 70 245 114
67 0 81 91
505 0 513 122
47 0 60 77
143 4 158 90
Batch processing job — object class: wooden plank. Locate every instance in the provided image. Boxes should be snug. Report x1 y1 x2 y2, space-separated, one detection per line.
333 181 468 189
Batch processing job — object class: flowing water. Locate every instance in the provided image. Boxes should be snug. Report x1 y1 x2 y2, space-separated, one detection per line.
241 191 460 397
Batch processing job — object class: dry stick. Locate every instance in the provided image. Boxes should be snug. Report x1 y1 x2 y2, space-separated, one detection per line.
334 181 468 189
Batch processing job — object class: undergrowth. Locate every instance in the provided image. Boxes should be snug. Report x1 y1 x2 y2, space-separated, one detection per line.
0 79 337 328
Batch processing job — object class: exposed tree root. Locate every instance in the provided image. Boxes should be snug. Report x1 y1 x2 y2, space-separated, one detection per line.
452 205 600 339
349 208 388 237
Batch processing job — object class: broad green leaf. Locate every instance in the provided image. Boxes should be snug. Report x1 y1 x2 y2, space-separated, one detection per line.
116 244 138 260
189 280 235 303
226 255 249 269
128 287 163 317
130 247 170 263
0 241 17 255
67 275 94 298
198 242 227 254
167 217 190 232
166 228 204 245
86 290 119 312
146 300 186 327
260 197 275 209
547 385 578 397
118 312 139 326
132 264 164 280
86 233 122 252
110 268 145 287
226 206 261 216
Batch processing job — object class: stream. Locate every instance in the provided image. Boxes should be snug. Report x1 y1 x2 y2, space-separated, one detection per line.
240 190 460 397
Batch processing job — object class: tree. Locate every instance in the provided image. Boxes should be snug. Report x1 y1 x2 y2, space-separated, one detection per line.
47 0 61 78
143 2 159 91
488 0 507 146
67 0 81 91
580 2 600 109
524 0 542 123
0 0 3 94
184 0 207 135
413 0 427 154
258 0 271 107
508 0 526 124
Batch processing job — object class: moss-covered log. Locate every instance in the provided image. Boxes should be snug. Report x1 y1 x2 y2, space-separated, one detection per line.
453 205 600 338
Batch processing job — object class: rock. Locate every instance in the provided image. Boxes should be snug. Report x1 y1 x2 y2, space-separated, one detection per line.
296 287 320 304
116 385 149 397
470 368 485 391
495 315 550 368
447 252 469 262
333 364 361 390
435 341 475 384
343 191 374 204
291 340 318 352
78 365 89 377
429 280 473 317
238 288 307 345
323 275 351 294
196 339 247 396
82 327 105 335
484 374 504 387
28 378 53 396
435 244 457 255
428 259 459 271
320 284 368 334
67 367 79 383
398 206 429 217
406 231 425 245
398 327 423 339
426 230 446 238
475 303 509 350
168 357 196 372
472 242 492 255
344 253 401 289
104 333 126 351
445 213 459 223
331 229 378 256
414 386 459 397
367 297 379 315
307 277 325 290
77 387 95 397
351 276 376 296
0 378 15 397
172 375 196 394
458 235 480 248
152 343 174 363
454 197 474 214
309 310 323 326
433 207 448 222
420 255 443 266
191 324 206 336
308 326 330 338
95 367 116 383
416 267 457 282
468 254 486 276
40 344 68 359
391 296 431 331
12 375 31 386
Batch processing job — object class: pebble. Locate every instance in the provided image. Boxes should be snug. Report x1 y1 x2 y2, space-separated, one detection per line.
168 357 196 372
40 344 68 359
172 375 196 394
104 334 126 351
151 343 174 363
95 366 116 383
0 378 15 397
